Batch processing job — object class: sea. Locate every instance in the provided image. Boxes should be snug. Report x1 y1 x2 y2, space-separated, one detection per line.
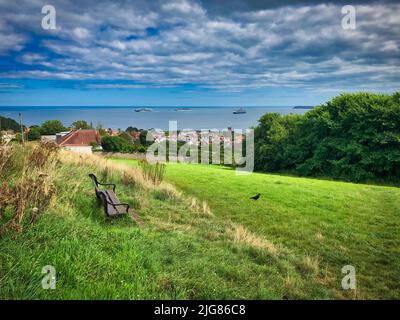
0 106 309 130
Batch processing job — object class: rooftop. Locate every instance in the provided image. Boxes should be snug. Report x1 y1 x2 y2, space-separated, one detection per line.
57 129 101 147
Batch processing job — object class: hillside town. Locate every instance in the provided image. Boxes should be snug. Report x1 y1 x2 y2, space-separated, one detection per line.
0 116 244 155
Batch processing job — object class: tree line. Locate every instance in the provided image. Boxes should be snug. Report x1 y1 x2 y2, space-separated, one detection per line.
254 92 400 183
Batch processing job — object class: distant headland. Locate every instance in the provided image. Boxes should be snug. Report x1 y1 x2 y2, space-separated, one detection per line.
293 106 314 109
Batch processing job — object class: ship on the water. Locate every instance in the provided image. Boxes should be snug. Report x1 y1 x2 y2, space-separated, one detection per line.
134 108 153 112
233 107 246 114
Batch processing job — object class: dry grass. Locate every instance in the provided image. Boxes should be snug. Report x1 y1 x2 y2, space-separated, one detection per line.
299 254 320 275
60 151 219 222
60 150 221 223
60 150 152 190
316 267 335 287
61 151 185 202
138 159 166 185
0 143 12 176
187 197 213 217
25 141 59 171
202 201 212 216
227 224 280 256
122 171 139 188
284 272 297 290
0 142 57 233
315 232 324 241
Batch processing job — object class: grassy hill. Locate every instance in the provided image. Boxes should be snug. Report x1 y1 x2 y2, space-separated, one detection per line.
113 159 400 299
1 143 399 299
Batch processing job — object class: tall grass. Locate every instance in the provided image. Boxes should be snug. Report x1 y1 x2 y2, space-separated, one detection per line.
0 142 58 233
138 159 166 185
0 142 11 176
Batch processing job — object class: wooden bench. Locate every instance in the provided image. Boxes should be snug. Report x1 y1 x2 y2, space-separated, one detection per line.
89 174 130 217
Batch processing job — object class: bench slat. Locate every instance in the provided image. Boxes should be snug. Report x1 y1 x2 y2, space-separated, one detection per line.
89 174 129 217
103 190 127 216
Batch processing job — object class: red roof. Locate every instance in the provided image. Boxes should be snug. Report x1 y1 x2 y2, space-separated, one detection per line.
57 129 101 147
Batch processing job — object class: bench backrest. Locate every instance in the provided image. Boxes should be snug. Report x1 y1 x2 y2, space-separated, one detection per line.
89 174 100 193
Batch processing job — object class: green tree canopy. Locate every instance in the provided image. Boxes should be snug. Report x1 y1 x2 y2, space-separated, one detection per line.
27 126 42 141
71 120 93 130
118 131 133 142
126 126 139 133
0 116 21 132
254 92 400 182
101 136 134 153
40 120 67 135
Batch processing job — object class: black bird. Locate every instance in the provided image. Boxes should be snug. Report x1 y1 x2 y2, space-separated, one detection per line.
250 193 261 200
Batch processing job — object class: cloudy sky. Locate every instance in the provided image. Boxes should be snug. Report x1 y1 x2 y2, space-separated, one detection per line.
0 0 399 106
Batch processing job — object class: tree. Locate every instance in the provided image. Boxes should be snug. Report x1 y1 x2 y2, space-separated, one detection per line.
139 130 154 147
27 126 41 141
0 116 21 132
118 131 133 142
101 136 134 153
126 126 139 133
40 120 67 135
254 92 400 182
71 120 92 130
254 113 303 172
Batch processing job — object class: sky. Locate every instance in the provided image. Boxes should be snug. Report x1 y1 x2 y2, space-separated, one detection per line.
0 0 399 106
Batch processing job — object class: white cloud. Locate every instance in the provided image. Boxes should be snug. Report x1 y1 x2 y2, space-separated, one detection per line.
162 0 204 16
73 27 90 40
0 0 399 92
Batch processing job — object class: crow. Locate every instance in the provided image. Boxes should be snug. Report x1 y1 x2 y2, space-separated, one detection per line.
250 193 261 200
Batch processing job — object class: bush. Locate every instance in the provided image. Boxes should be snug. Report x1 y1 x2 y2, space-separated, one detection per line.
101 135 134 153
118 131 133 142
27 126 41 141
254 92 400 182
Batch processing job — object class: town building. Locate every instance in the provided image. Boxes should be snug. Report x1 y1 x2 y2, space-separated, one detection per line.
56 129 101 154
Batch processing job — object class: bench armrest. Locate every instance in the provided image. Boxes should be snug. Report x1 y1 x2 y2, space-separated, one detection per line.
103 199 130 213
97 182 116 192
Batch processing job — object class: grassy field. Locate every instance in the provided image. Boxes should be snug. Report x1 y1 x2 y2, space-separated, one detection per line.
113 159 400 299
1 145 399 299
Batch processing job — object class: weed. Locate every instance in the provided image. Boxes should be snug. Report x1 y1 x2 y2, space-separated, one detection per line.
138 160 166 185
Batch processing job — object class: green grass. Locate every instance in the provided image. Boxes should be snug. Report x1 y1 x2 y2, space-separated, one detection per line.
1 149 399 299
113 159 400 299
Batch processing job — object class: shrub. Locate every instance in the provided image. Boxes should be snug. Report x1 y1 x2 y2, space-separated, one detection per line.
254 92 400 182
27 126 41 141
101 136 134 153
26 141 59 171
